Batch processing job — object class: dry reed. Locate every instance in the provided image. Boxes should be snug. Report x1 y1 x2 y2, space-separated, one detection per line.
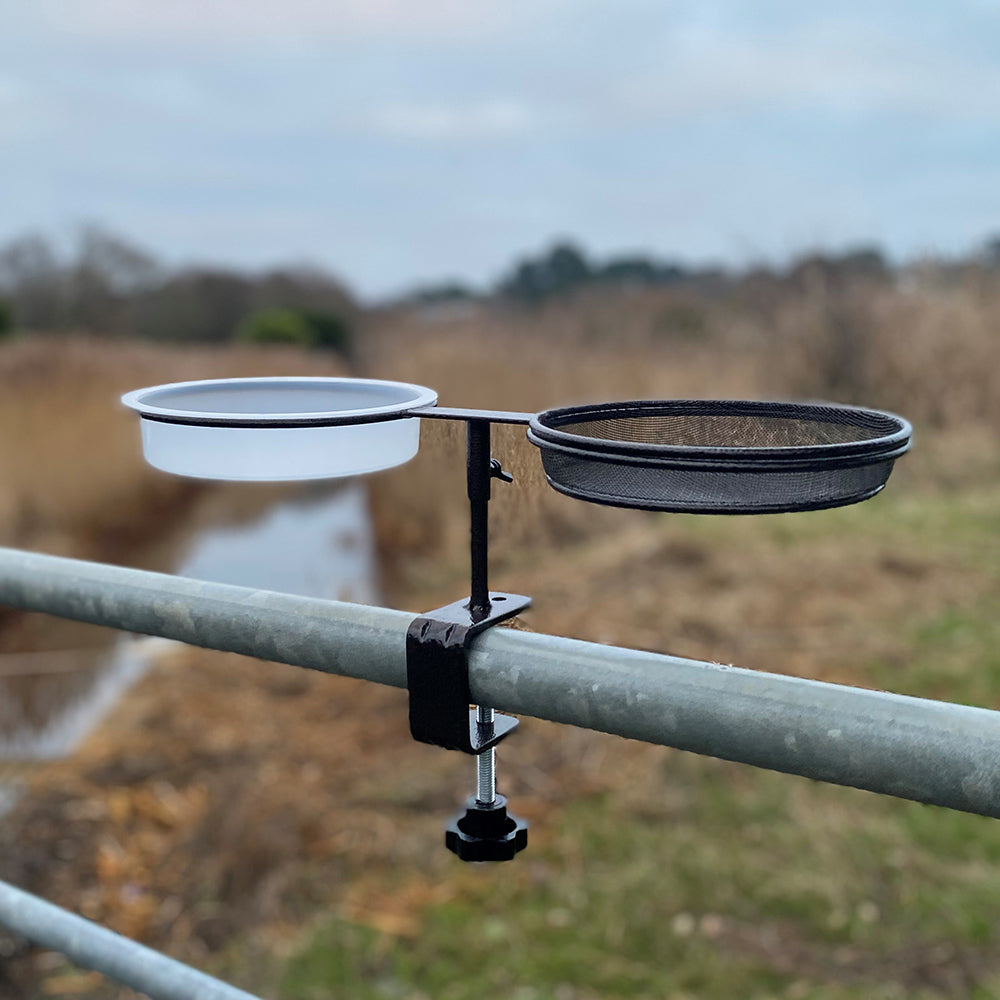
364 269 1000 605
0 335 351 558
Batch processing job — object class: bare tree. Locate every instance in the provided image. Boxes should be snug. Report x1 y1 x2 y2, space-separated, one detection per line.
0 233 65 329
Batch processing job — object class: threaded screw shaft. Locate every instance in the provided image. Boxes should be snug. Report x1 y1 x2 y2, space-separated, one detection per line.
476 705 496 805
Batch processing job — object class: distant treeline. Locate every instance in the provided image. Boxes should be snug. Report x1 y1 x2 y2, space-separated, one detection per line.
0 227 356 354
499 242 708 302
410 241 895 306
408 237 1000 306
3 228 1000 343
407 241 710 306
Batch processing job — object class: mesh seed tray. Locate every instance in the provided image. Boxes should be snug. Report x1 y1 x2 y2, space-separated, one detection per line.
527 399 912 514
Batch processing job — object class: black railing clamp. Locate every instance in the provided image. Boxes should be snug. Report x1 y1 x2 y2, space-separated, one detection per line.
407 590 531 862
406 592 531 754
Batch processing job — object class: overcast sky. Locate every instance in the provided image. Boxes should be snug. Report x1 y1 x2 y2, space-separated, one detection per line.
2 1 999 299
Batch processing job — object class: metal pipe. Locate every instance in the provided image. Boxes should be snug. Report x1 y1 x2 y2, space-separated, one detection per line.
2 546 1000 819
466 418 492 616
0 547 412 688
0 879 261 1000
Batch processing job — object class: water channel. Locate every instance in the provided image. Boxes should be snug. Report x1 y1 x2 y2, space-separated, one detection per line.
0 483 377 803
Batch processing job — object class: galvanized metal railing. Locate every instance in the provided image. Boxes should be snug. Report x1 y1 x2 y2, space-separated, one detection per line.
0 879 259 1000
2 544 1000 997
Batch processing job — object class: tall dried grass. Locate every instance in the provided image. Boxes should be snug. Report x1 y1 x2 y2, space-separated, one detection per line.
0 335 350 558
364 268 1000 605
757 267 1000 428
3 266 994 611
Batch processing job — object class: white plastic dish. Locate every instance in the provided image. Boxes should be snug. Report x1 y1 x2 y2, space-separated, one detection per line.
121 377 438 481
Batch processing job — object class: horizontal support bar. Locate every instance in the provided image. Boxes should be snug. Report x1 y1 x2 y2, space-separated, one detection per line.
1 547 999 819
0 879 260 1000
410 405 535 425
137 405 536 429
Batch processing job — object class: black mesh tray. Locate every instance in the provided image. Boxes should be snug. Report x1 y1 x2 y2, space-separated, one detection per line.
527 400 911 514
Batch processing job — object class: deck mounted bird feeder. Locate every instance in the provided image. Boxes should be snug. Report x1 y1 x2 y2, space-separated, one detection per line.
124 377 911 862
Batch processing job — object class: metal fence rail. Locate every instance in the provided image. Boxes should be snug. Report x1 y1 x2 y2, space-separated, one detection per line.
2 545 999 818
0 879 260 1000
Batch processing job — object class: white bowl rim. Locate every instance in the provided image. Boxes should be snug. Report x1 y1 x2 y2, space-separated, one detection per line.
121 376 439 427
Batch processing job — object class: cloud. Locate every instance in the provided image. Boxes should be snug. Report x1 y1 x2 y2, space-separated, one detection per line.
0 77 42 143
369 99 535 141
600 14 1000 124
23 0 559 44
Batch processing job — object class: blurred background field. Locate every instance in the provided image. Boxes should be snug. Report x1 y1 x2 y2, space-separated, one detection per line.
0 245 999 999
3 2 1000 996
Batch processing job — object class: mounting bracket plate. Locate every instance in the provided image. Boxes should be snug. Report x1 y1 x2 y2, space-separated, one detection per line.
406 592 531 754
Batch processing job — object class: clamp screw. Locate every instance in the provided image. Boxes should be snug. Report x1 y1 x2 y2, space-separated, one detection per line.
476 706 496 804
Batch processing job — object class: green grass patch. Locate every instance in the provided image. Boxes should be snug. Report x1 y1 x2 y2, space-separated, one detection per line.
897 604 1000 705
280 756 1000 999
674 481 1000 571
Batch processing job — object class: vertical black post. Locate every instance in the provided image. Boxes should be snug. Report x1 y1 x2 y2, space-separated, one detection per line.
466 419 492 619
411 416 531 861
